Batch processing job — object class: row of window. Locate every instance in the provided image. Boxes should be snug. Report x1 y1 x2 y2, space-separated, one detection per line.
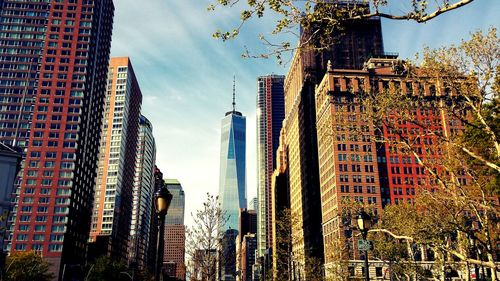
339 185 377 194
14 243 62 252
338 164 374 173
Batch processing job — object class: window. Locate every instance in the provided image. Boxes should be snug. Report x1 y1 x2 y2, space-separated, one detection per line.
33 234 44 241
15 244 27 251
35 216 47 222
49 244 63 252
18 225 29 231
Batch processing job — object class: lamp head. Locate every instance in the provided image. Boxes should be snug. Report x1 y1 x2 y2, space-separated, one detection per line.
155 185 173 216
357 210 371 232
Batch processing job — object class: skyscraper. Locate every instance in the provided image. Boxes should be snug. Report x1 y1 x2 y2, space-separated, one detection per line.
281 2 384 277
0 0 114 279
129 115 156 269
164 179 186 280
89 57 142 261
219 79 246 281
219 79 247 231
256 75 285 258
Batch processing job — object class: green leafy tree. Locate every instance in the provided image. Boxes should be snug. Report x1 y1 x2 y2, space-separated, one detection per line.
3 251 54 281
208 0 475 62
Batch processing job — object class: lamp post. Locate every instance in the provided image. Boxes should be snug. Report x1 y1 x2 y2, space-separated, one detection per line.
477 246 485 281
468 233 480 281
357 210 372 281
154 184 173 281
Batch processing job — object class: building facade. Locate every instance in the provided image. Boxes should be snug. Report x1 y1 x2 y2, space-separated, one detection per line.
164 179 186 280
270 130 290 281
0 0 114 279
0 144 21 255
314 56 471 278
249 197 257 211
240 234 257 281
256 75 285 258
315 61 383 269
219 102 247 231
89 57 142 261
237 209 257 281
129 115 156 268
279 3 385 277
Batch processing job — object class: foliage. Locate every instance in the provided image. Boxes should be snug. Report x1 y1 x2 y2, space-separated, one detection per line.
185 193 227 281
85 255 132 281
3 251 54 281
134 268 155 281
273 208 291 281
208 0 474 63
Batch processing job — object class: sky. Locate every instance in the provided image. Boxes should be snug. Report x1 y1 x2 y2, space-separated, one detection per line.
110 0 499 227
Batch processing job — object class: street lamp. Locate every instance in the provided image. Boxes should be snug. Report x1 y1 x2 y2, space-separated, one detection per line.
468 233 480 281
357 210 371 281
154 184 173 281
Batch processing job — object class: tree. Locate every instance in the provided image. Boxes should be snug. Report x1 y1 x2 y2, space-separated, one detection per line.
185 193 227 281
208 0 475 62
360 27 499 280
3 251 54 281
85 255 132 281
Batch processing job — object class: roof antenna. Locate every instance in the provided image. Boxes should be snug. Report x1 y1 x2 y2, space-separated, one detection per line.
232 75 236 112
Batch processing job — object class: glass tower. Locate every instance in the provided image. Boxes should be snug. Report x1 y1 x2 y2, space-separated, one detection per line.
219 88 246 231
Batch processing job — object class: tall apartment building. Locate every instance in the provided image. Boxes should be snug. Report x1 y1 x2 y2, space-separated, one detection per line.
89 57 142 262
164 179 186 280
256 75 285 258
129 115 156 268
219 81 247 231
315 61 383 270
281 2 384 277
0 1 114 279
314 56 469 278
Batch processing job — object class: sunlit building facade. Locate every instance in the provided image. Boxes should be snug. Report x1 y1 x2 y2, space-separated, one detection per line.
89 57 142 262
0 0 115 279
129 115 156 268
256 75 285 258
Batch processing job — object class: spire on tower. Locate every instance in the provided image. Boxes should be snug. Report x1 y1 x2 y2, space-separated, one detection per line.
232 75 236 113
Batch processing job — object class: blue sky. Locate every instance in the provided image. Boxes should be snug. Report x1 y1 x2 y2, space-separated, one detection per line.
110 0 499 226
